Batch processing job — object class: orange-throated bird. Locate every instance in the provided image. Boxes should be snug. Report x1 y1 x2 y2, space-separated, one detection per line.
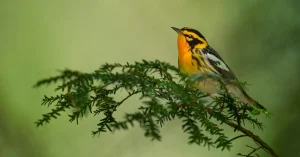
171 27 265 110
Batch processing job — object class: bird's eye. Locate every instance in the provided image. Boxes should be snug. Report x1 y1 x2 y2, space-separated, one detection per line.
185 34 194 41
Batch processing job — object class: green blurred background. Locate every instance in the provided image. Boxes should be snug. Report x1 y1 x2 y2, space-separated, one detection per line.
1 0 299 156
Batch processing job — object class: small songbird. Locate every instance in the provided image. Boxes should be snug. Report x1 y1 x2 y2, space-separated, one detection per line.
171 27 265 110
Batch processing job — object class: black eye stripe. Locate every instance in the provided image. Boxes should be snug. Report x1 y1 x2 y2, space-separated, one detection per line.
187 38 204 50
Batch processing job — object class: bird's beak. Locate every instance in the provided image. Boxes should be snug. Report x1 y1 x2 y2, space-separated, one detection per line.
171 27 183 35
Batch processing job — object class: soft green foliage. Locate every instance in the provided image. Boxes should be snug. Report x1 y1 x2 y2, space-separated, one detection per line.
34 60 276 156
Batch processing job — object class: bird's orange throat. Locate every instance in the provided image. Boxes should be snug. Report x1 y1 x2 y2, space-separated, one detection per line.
177 34 190 60
177 34 195 75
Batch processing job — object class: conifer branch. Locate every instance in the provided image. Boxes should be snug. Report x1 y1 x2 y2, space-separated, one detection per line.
34 60 278 157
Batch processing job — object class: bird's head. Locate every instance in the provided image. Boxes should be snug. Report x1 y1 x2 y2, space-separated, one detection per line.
171 27 208 50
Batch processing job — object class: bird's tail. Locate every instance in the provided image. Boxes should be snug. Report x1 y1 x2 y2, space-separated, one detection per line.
242 90 266 110
254 101 265 110
227 85 266 110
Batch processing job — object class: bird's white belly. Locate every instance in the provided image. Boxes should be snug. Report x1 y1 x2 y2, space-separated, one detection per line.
192 76 221 94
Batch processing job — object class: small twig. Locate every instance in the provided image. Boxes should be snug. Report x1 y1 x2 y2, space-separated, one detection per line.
228 135 247 143
245 145 262 157
246 145 257 150
117 90 140 107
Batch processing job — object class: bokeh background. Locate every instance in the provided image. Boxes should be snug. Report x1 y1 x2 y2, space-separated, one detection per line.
1 0 299 156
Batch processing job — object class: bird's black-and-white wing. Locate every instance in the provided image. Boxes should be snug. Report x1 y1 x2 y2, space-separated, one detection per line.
198 46 238 81
196 46 265 109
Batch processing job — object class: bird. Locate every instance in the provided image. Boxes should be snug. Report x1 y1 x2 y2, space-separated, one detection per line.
171 26 265 110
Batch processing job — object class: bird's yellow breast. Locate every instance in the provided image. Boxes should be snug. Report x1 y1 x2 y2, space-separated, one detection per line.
178 52 220 94
178 49 210 75
177 44 220 94
178 51 195 75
